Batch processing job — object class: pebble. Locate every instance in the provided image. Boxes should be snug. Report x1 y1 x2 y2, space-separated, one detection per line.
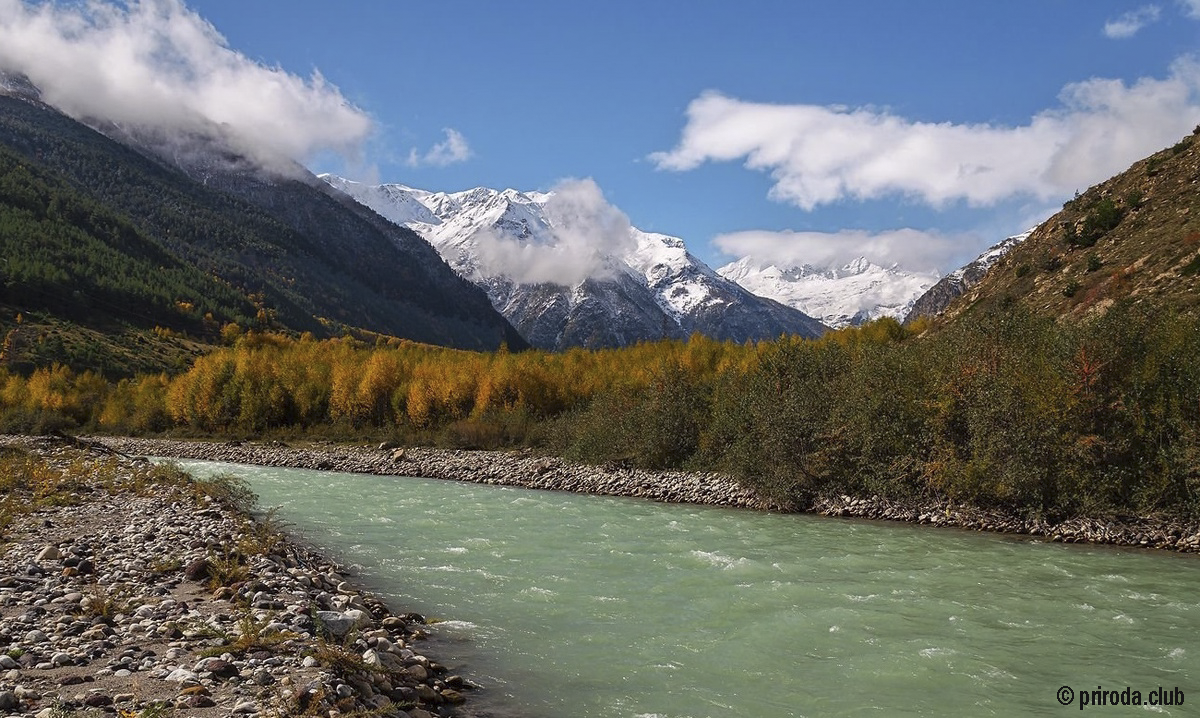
166 668 199 683
24 629 49 643
35 545 62 561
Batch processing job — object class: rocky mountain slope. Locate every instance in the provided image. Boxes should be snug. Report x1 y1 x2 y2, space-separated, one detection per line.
717 256 939 328
322 176 826 349
0 76 525 373
903 231 1031 323
933 128 1200 324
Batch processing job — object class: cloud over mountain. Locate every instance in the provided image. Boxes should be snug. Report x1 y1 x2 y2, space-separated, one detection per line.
406 128 472 168
474 178 636 285
713 228 961 273
0 0 372 169
652 60 1200 210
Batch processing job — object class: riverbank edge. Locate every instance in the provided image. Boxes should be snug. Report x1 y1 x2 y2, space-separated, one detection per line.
88 435 1200 554
0 434 480 718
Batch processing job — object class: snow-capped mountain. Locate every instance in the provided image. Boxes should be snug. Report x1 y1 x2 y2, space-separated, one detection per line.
717 256 940 329
321 175 826 350
903 230 1033 323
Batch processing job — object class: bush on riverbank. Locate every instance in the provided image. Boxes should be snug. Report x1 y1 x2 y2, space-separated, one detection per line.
1 303 1197 520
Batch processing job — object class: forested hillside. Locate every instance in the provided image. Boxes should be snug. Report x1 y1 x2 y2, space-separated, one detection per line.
0 144 257 374
0 90 526 373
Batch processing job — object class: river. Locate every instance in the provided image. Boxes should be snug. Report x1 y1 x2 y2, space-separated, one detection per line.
172 459 1199 717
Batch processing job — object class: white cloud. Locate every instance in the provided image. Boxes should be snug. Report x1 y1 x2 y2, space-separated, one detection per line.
713 228 965 273
1182 0 1200 19
406 128 472 168
1104 5 1161 38
0 0 372 172
652 59 1200 210
474 178 636 285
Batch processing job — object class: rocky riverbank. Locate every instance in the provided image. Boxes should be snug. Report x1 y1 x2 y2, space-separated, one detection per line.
811 493 1200 552
88 436 781 511
89 435 1200 554
0 435 480 718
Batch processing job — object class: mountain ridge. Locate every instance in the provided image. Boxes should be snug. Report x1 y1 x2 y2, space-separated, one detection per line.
322 175 828 349
903 231 1032 324
928 128 1200 324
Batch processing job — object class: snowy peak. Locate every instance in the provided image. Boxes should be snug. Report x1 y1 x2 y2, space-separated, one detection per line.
945 230 1031 283
717 255 939 329
321 175 440 227
321 174 826 348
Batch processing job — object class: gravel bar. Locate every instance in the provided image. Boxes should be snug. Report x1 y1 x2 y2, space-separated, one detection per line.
0 435 480 718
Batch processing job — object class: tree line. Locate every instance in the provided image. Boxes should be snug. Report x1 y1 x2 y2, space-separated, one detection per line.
1 302 1196 521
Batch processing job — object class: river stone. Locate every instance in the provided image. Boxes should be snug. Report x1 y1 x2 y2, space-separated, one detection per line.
177 694 216 709
83 694 113 707
35 545 62 561
315 610 370 638
381 616 407 631
194 657 238 678
0 655 18 669
166 668 199 683
0 691 17 710
315 610 354 637
24 629 49 643
183 558 210 581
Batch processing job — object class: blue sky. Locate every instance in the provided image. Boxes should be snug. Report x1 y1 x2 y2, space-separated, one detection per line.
4 0 1200 272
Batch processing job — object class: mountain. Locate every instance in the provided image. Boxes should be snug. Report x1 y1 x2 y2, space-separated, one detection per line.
321 176 827 349
0 77 526 375
717 256 939 329
931 128 1200 324
903 231 1031 323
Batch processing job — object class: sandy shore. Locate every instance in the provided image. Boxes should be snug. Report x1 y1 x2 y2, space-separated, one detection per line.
91 435 1200 553
0 435 480 718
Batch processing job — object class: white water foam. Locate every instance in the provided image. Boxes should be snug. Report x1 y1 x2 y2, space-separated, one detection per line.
920 647 956 658
690 550 749 570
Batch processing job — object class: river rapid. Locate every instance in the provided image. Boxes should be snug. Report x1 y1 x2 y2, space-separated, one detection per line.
173 459 1199 718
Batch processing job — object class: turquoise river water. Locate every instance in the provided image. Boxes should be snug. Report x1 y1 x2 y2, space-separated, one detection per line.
173 460 1199 718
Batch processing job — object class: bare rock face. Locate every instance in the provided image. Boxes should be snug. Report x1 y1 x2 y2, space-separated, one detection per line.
904 231 1032 323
